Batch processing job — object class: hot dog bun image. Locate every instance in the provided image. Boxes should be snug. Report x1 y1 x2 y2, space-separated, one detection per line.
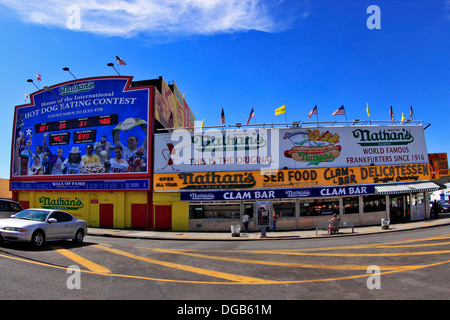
283 130 342 165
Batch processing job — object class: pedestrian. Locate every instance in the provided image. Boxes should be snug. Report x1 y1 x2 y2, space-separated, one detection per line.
432 200 439 219
242 212 249 233
272 210 278 231
328 213 340 234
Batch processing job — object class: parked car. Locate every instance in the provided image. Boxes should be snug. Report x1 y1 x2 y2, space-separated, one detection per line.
0 209 87 247
0 199 24 219
438 200 450 213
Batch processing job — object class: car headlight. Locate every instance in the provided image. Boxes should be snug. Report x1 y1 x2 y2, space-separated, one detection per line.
2 227 27 232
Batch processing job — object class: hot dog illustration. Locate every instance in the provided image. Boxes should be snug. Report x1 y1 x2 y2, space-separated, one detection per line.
284 144 342 162
283 130 342 165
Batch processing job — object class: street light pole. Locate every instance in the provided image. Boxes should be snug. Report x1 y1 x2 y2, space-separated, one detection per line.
107 62 120 76
26 79 39 90
62 67 77 79
43 86 63 108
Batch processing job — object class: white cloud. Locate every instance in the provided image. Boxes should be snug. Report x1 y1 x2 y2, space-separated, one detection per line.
0 0 308 38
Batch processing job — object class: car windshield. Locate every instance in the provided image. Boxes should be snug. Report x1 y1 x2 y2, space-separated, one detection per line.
13 209 50 222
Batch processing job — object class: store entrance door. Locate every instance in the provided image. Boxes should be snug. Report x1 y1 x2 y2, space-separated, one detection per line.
390 195 408 223
131 204 147 229
155 205 172 230
100 204 114 228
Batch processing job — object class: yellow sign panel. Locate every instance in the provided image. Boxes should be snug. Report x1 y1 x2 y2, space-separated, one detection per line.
154 163 431 191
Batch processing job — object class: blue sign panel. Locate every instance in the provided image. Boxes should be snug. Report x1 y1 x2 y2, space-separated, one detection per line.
11 179 150 191
12 77 149 177
180 185 376 201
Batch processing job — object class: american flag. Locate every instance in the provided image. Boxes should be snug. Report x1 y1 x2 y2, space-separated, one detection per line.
332 105 345 116
308 105 317 119
220 108 225 124
116 56 126 65
246 107 254 125
389 105 394 121
409 105 414 120
36 73 41 82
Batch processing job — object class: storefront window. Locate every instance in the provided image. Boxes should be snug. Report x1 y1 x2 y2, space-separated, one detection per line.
412 194 424 206
273 201 295 217
301 198 339 216
343 196 359 214
363 195 386 213
189 202 240 219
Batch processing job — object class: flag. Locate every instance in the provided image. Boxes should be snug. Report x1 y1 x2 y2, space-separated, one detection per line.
116 56 126 65
23 94 28 102
410 105 414 120
220 108 225 124
389 105 394 121
308 105 317 119
36 73 41 82
366 103 370 117
275 105 286 115
201 118 205 129
332 105 345 115
401 112 405 123
246 107 254 125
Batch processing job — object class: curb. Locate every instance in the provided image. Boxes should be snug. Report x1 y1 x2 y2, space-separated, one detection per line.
87 219 450 241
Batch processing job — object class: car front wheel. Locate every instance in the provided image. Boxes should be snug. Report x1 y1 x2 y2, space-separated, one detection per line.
31 230 45 248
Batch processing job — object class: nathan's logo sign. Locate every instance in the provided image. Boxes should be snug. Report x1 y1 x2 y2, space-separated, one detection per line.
283 129 342 166
155 163 431 192
59 82 95 95
352 128 415 147
39 196 84 210
177 172 256 189
192 130 267 153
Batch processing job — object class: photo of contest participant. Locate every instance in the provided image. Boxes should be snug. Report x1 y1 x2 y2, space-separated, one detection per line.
62 146 86 174
94 135 114 162
108 146 129 173
42 133 65 175
112 117 148 172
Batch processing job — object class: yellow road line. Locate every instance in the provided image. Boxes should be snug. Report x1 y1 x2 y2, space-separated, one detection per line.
375 241 450 249
149 248 409 271
239 249 450 257
93 245 275 284
2 247 450 285
0 251 227 284
51 246 111 274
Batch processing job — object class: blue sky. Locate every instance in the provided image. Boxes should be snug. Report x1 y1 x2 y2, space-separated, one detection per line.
0 0 448 179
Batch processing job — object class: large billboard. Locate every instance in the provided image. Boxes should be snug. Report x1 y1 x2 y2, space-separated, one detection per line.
12 76 151 182
154 163 431 191
154 79 195 129
154 125 429 173
428 153 449 179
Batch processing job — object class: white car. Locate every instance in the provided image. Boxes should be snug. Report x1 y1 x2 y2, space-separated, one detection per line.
0 209 87 248
0 199 24 219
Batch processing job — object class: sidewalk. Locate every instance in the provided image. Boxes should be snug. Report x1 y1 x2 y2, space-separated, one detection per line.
87 215 450 241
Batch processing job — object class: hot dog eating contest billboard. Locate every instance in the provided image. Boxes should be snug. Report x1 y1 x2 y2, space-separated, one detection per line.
11 76 152 190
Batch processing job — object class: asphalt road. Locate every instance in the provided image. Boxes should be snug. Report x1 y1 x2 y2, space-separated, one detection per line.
1 225 450 304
